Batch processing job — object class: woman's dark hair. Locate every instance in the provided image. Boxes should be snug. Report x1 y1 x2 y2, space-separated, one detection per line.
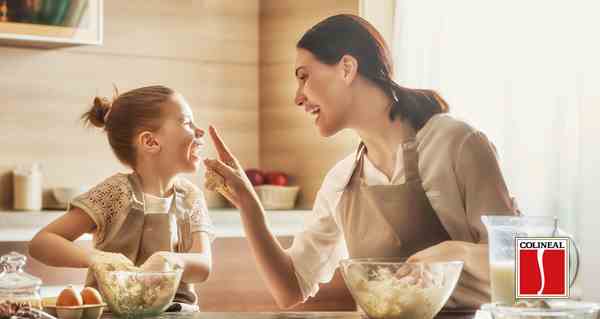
297 14 449 130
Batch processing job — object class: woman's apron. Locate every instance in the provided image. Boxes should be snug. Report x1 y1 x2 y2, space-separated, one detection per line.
338 139 489 308
85 174 197 305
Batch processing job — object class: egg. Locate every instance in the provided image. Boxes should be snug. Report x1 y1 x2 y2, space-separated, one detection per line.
80 287 103 305
56 285 83 306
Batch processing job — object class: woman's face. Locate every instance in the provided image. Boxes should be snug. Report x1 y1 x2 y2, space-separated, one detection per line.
294 49 352 137
154 93 205 174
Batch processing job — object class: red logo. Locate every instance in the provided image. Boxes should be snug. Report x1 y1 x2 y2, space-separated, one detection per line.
516 238 569 299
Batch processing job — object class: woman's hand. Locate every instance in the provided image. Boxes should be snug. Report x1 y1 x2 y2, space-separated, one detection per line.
407 241 490 284
203 126 259 208
394 263 437 288
406 241 468 264
392 241 469 288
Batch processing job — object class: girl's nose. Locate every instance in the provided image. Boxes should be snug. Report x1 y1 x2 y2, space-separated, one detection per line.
195 128 205 138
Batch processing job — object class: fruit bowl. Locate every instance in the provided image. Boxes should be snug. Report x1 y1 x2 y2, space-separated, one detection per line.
339 258 463 319
254 185 299 210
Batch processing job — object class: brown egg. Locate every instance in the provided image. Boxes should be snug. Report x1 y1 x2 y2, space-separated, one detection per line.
56 285 83 306
80 287 103 305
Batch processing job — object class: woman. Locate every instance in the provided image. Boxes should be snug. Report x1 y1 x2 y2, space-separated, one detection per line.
204 14 518 309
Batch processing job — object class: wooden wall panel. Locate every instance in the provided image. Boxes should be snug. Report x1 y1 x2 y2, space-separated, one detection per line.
259 0 359 208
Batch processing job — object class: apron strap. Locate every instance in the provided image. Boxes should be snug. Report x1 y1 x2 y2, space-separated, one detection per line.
353 139 421 184
127 173 146 211
354 143 368 186
402 140 420 182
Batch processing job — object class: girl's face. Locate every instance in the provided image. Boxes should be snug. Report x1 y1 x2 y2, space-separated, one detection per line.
154 93 204 175
294 49 353 137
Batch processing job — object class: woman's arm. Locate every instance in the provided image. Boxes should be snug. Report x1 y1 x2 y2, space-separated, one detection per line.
203 126 304 309
407 130 516 280
28 207 98 268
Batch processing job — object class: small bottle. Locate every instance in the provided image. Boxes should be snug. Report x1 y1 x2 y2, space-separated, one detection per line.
13 163 43 211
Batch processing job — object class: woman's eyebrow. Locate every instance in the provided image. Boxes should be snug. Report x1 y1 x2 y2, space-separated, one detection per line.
295 66 305 77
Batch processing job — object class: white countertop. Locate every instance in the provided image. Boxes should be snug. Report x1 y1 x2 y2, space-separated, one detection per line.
0 209 310 241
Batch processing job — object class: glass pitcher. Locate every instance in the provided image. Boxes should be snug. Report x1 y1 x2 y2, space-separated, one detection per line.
0 252 43 309
481 215 580 305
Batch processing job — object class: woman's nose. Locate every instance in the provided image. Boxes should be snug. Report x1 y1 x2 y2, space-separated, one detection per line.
295 90 307 106
195 127 205 138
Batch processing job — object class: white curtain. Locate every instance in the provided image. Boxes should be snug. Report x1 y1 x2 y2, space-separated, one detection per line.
389 0 600 300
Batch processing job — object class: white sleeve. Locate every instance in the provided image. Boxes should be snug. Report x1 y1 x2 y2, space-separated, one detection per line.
285 186 348 301
188 191 216 242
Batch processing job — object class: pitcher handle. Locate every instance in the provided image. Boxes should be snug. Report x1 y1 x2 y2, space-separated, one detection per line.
557 228 580 288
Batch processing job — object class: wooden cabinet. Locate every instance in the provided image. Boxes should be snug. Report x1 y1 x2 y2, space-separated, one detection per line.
0 0 102 48
197 236 356 311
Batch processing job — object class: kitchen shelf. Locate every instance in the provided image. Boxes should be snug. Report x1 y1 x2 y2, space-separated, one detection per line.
0 209 311 241
0 0 103 48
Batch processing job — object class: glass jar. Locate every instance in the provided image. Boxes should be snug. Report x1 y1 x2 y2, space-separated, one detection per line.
0 252 42 309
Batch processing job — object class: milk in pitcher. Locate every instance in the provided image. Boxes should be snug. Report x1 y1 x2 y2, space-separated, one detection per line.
490 261 516 305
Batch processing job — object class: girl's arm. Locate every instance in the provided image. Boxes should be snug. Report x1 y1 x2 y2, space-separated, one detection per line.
28 207 98 268
148 232 212 284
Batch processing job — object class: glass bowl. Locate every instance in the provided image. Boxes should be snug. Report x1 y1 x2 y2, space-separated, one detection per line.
339 258 464 319
95 269 182 319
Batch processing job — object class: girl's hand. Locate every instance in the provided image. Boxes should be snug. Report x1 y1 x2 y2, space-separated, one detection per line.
141 252 184 272
90 251 132 268
203 126 259 208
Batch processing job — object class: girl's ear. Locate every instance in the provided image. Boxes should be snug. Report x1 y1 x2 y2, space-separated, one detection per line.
138 131 161 154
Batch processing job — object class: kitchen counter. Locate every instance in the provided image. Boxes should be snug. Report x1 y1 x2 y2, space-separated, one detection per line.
0 209 310 241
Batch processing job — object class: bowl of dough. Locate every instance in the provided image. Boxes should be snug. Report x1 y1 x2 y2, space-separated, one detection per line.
339 258 463 319
92 258 183 318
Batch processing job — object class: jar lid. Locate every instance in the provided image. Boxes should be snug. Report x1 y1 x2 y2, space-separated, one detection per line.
0 252 42 291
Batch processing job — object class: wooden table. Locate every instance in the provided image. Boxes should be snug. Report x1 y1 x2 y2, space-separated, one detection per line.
101 310 477 319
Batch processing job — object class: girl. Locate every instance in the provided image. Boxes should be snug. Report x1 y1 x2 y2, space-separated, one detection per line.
29 85 214 310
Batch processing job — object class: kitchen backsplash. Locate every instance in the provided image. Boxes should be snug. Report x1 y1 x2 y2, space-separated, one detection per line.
0 0 359 210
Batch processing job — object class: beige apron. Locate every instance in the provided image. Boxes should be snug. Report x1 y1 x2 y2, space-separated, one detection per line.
338 140 489 308
85 174 197 305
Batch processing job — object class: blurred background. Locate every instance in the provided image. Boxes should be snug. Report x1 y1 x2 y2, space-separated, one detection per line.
0 0 599 308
